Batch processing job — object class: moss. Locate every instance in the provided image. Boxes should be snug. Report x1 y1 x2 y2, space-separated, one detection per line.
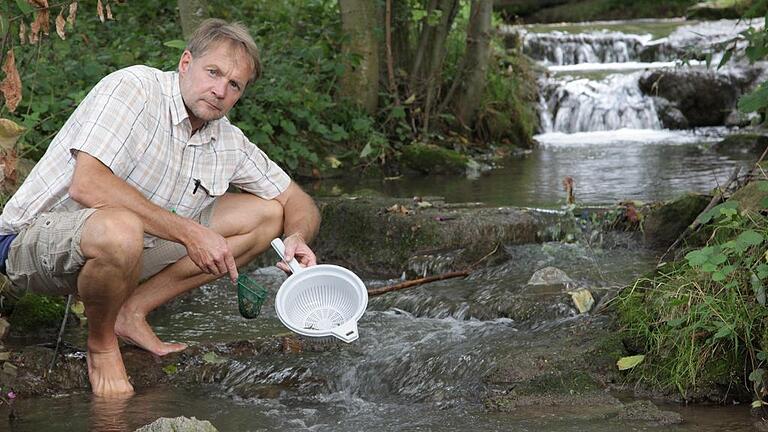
400 143 468 175
642 193 710 249
516 370 601 395
9 293 66 333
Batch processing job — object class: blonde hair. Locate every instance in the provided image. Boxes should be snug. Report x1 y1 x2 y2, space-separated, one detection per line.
186 18 262 83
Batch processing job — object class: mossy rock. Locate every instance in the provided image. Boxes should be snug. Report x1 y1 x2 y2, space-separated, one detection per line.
686 0 747 19
711 133 768 155
400 143 469 175
9 293 66 334
642 193 710 249
729 180 768 214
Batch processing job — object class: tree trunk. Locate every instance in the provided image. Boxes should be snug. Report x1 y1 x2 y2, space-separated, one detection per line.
178 0 209 40
450 0 493 128
419 0 460 134
338 0 380 115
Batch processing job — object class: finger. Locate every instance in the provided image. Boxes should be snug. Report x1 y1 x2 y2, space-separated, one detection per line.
225 253 238 282
276 261 291 274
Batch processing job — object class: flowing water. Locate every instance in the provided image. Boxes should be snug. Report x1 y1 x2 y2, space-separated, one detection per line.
6 18 768 432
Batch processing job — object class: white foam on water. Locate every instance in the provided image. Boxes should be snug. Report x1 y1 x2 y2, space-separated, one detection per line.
534 127 728 147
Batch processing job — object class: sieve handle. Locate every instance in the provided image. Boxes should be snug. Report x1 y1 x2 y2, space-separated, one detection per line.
271 238 303 274
331 321 359 343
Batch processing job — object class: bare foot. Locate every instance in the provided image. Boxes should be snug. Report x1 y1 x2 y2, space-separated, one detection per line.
115 310 187 356
87 348 134 397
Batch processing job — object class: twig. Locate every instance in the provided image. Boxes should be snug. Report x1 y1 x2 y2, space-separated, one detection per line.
368 270 469 297
384 0 400 106
657 166 741 264
48 294 72 374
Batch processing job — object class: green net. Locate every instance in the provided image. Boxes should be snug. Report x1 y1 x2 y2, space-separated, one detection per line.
237 274 268 319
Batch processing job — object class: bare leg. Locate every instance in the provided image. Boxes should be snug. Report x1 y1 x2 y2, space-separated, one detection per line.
115 193 284 355
78 209 145 397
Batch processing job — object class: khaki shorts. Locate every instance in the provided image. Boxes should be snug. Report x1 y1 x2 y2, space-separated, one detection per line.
5 204 214 296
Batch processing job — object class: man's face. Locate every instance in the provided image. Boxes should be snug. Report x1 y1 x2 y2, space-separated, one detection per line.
178 42 252 131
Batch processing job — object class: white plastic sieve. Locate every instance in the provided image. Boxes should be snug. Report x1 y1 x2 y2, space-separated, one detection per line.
271 238 368 343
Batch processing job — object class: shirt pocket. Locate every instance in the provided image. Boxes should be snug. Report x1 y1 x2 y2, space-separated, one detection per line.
176 171 229 218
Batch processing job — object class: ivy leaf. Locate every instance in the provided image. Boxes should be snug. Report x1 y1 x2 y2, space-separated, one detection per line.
617 355 645 370
737 230 764 248
686 250 708 267
749 368 766 383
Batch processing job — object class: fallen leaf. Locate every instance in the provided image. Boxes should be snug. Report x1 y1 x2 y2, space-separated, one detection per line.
0 51 22 113
416 201 433 209
386 204 412 215
568 288 594 314
282 336 303 353
55 9 66 40
0 119 25 152
617 354 645 371
105 3 113 20
1 149 19 187
325 156 342 169
18 21 27 45
96 0 104 23
67 2 78 27
202 351 227 364
30 7 51 44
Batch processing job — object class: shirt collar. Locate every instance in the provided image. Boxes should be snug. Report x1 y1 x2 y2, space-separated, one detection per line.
170 72 219 144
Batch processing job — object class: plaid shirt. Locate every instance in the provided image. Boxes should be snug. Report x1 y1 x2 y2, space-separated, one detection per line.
0 65 291 245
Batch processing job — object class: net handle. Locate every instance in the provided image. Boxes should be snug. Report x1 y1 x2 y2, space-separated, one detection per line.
270 238 304 274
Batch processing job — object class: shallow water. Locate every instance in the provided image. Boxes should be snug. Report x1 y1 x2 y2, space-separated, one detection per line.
310 129 756 209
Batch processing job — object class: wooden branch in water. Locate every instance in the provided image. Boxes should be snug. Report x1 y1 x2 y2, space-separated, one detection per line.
367 270 469 297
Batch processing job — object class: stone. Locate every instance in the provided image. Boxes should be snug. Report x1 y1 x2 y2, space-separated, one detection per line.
400 143 469 175
0 352 9 362
652 97 689 130
568 289 594 314
0 318 10 340
134 416 218 432
639 69 761 127
527 266 574 287
711 133 768 156
642 193 710 249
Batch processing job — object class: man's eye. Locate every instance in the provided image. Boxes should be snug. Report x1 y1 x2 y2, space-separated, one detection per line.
207 69 217 77
230 82 241 91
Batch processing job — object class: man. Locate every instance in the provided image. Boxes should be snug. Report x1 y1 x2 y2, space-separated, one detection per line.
0 19 320 397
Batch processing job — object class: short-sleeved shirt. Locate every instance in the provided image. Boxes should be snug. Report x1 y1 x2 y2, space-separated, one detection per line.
0 65 291 247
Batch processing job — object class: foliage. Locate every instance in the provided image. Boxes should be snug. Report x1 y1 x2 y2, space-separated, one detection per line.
617 182 768 401
0 0 535 176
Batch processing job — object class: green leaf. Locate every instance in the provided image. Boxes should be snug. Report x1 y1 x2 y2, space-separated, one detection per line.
750 368 766 383
617 355 645 371
202 351 227 364
667 316 686 327
713 324 732 339
0 14 7 40
758 181 768 192
15 0 33 15
739 83 768 113
360 142 374 158
280 119 297 135
392 106 406 119
753 272 766 306
757 264 768 280
759 351 768 361
737 230 764 247
162 364 178 375
685 250 708 267
717 48 733 70
753 400 764 409
163 40 187 50
761 197 768 209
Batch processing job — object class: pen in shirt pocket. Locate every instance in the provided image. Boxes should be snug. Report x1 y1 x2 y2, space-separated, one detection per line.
192 178 201 194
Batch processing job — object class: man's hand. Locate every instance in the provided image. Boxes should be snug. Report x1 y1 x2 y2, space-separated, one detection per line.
276 233 317 274
184 223 238 282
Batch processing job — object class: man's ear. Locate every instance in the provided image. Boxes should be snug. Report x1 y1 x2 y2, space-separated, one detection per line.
178 50 193 74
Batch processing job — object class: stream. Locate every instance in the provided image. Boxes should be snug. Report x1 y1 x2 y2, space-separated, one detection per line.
5 18 767 432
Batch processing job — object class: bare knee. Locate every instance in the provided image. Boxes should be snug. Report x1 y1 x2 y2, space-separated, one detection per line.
81 209 144 269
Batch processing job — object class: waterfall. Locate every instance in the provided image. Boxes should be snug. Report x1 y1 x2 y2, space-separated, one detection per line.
539 72 661 133
506 19 765 136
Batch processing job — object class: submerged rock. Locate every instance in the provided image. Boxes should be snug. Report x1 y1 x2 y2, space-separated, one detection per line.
711 133 768 156
527 266 574 287
134 416 218 432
